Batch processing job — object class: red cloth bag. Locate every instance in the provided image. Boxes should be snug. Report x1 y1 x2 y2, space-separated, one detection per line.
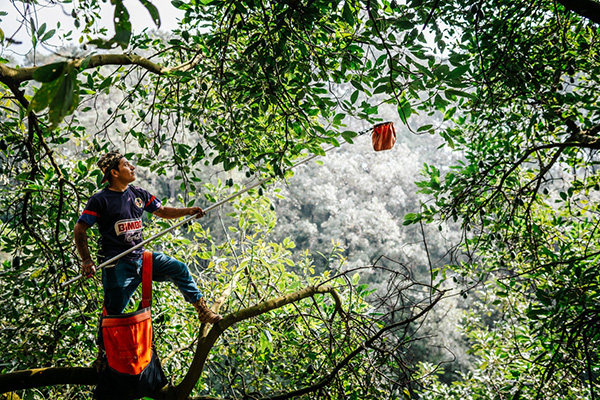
372 122 396 151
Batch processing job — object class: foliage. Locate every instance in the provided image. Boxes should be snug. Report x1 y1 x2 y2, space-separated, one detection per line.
0 182 443 399
3 0 600 398
404 0 600 397
0 0 454 303
0 2 467 396
147 184 445 399
418 281 595 400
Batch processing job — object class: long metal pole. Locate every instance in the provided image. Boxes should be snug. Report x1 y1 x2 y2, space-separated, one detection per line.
60 150 328 288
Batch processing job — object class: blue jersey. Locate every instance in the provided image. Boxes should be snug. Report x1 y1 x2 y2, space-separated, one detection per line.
78 185 162 262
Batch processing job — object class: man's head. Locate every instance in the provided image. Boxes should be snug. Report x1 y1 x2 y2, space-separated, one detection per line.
98 151 135 185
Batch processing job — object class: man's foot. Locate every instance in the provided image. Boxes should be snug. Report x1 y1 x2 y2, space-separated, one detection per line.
193 298 223 324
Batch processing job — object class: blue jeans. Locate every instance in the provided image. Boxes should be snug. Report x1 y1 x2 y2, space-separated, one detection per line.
102 252 203 314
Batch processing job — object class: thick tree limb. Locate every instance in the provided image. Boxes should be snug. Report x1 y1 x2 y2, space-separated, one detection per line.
556 0 600 24
0 367 96 393
0 286 341 399
0 55 158 86
0 52 201 88
168 285 341 400
571 123 600 148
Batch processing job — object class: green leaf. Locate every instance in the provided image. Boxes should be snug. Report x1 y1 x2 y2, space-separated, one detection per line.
350 79 363 91
559 192 567 200
32 62 68 83
40 29 56 42
444 106 456 121
50 68 79 127
397 99 412 124
333 112 346 124
342 2 355 25
98 77 113 91
445 89 475 99
29 78 62 112
403 213 421 225
37 22 47 37
223 158 235 171
30 18 36 47
29 66 79 128
112 0 132 49
434 94 448 112
373 83 389 95
138 0 161 27
447 64 469 80
341 130 357 144
375 53 387 67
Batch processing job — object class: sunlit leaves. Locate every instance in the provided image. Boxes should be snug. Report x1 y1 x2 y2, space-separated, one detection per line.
409 0 600 396
9 0 600 397
397 97 412 124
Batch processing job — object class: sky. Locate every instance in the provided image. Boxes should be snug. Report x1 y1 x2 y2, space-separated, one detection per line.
1 0 184 58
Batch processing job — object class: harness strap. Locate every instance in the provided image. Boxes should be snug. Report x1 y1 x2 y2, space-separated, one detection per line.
141 251 153 309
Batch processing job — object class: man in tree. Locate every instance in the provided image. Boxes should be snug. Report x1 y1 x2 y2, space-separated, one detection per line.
73 151 222 324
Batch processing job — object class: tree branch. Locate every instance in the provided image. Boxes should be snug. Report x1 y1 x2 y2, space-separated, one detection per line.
169 285 341 399
0 367 96 393
259 291 445 400
465 128 600 220
0 52 203 88
1 286 341 397
556 0 600 25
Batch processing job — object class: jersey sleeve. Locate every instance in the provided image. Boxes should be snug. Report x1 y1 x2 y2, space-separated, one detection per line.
78 196 101 226
140 187 162 213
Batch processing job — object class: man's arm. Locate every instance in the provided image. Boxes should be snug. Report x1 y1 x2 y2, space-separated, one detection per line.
74 221 95 277
152 206 205 220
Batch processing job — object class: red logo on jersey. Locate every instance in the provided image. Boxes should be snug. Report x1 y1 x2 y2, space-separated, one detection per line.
114 218 143 236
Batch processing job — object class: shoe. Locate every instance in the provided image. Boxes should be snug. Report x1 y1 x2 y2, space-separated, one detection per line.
193 298 223 324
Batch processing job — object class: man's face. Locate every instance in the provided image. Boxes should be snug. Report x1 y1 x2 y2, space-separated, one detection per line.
112 158 136 183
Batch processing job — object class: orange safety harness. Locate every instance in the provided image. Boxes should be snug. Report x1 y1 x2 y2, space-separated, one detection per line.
94 251 167 400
